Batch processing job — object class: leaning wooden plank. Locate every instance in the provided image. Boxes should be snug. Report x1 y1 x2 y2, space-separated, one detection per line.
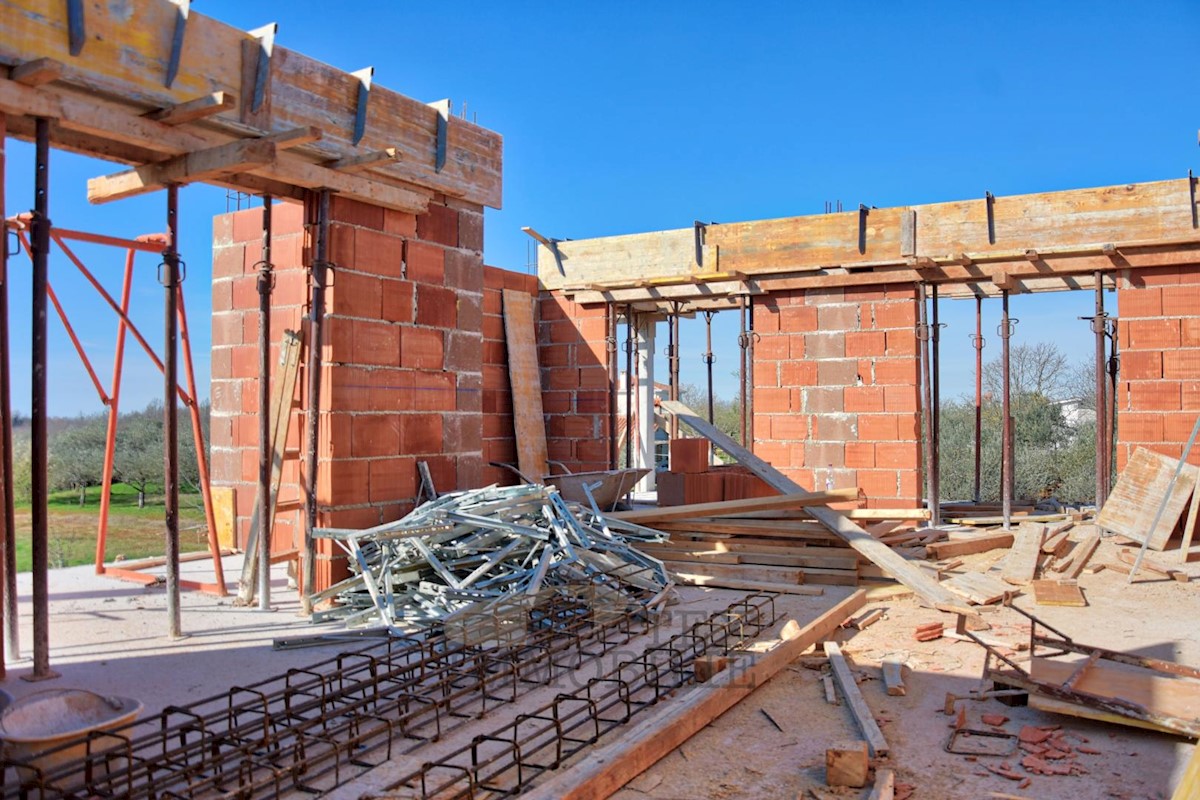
1096 447 1199 551
943 572 1013 605
660 400 960 608
609 490 859 524
1179 468 1200 564
520 590 866 800
925 532 1015 560
1001 523 1045 586
824 641 890 756
502 290 549 481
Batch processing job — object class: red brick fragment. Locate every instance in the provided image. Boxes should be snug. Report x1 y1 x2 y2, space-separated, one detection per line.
1018 725 1052 744
1077 746 1101 755
981 714 1008 727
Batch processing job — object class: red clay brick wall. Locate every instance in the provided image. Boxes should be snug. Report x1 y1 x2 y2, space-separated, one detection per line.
1116 265 1200 469
753 285 922 506
210 201 308 557
211 195 514 590
538 293 612 474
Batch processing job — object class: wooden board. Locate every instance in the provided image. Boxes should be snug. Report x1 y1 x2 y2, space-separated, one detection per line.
1031 579 1087 607
1180 467 1200 564
211 486 236 550
521 591 867 800
502 290 549 481
1029 656 1200 736
662 561 805 585
1001 523 1044 586
1061 532 1100 579
609 489 857 524
669 575 824 596
1097 447 1199 551
943 572 1013 605
1172 742 1200 800
236 329 302 604
824 641 889 756
660 400 960 609
925 532 1014 560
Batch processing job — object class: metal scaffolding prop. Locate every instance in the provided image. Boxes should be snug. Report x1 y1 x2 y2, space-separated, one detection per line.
0 586 774 800
4 218 226 596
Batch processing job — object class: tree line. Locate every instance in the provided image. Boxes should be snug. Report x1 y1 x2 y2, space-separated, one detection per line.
10 401 210 507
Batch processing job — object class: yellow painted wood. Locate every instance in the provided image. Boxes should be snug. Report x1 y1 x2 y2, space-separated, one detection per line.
1172 743 1200 799
211 486 236 550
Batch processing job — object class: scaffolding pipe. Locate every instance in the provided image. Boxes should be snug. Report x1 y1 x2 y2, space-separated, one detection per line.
1093 271 1109 508
667 305 680 439
624 304 634 470
917 284 938 527
746 297 755 449
931 285 942 526
1000 290 1014 530
162 184 181 639
302 190 330 612
28 118 54 678
606 303 617 471
1107 317 1119 501
95 251 136 573
972 295 984 504
258 198 273 610
738 296 748 447
0 116 14 668
702 310 715 424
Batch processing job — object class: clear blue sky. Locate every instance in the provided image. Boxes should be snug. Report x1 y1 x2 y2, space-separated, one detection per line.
4 0 1198 415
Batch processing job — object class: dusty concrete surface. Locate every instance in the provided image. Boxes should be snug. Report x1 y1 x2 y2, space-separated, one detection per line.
0 535 1196 799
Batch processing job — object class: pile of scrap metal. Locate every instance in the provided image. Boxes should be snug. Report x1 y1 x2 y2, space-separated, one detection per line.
310 484 673 631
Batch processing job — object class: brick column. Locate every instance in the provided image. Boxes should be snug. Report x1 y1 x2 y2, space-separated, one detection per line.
753 285 922 506
1116 265 1200 469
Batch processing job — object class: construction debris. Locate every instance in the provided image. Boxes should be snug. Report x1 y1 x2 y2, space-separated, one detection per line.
311 484 672 629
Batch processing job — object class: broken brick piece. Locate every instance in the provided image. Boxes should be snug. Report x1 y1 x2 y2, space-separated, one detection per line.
981 713 1009 727
1019 725 1052 744
1077 746 1101 755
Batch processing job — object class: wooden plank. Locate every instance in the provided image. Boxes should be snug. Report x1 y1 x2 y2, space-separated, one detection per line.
824 641 889 756
669 575 825 596
663 561 805 585
882 658 906 696
868 768 896 800
1001 523 1045 586
88 138 276 203
844 508 930 521
10 57 62 87
660 400 960 608
1031 579 1087 607
1061 531 1100 579
236 329 303 605
1179 466 1200 564
211 486 236 550
943 572 1013 605
325 147 399 173
1117 548 1190 582
502 290 548 480
925 532 1015 560
1172 742 1200 800
609 489 858 524
1097 447 1199 550
1029 656 1200 735
144 90 236 125
652 519 831 537
520 591 867 800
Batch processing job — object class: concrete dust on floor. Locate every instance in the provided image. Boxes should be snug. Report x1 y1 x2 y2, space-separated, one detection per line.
0 535 1196 799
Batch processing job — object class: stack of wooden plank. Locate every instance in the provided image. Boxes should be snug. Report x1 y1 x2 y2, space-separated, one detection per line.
606 491 924 593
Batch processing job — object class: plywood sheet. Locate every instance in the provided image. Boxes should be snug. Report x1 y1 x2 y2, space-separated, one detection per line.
1032 579 1087 607
502 290 548 480
1097 447 1198 551
1030 656 1200 732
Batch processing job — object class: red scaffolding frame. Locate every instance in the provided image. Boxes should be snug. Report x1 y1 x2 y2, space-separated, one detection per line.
6 216 227 595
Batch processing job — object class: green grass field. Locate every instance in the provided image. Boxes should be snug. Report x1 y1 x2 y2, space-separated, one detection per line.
13 483 209 572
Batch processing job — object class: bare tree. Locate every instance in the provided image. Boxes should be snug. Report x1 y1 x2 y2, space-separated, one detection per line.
982 341 1070 402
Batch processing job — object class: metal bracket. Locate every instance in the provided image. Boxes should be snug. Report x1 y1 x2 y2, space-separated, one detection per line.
248 23 278 113
996 316 1018 339
970 332 986 352
429 98 450 172
165 0 190 88
351 67 375 145
1189 169 1197 230
1079 312 1109 336
985 191 996 245
157 257 187 287
857 204 870 255
693 220 712 267
66 0 85 56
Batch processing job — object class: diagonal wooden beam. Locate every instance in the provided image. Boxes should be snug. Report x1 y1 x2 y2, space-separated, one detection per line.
87 138 276 203
261 126 322 149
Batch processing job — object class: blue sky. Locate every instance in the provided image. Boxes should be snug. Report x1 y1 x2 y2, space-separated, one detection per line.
5 0 1198 415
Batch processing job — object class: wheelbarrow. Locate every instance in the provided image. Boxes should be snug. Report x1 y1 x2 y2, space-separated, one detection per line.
490 461 648 511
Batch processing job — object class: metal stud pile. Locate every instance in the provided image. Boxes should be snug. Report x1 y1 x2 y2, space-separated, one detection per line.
310 484 672 630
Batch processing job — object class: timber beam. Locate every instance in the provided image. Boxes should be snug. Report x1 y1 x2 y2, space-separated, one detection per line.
542 178 1200 298
0 0 501 209
88 139 277 203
